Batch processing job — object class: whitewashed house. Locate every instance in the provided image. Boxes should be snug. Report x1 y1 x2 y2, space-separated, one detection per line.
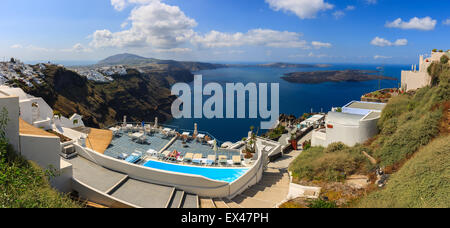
312 101 386 147
401 51 450 91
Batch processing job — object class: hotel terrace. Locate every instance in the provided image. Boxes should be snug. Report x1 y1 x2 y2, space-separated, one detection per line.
0 85 290 208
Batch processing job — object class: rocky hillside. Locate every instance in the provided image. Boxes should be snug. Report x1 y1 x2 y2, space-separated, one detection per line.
96 53 225 71
18 64 194 128
287 62 449 208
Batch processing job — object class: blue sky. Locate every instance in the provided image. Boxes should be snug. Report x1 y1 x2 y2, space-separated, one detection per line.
0 0 449 64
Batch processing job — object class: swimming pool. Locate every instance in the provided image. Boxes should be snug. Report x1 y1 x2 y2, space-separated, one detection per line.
143 160 249 183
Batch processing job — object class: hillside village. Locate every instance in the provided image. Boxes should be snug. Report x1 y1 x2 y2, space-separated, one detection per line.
0 58 131 85
71 65 128 83
0 58 46 87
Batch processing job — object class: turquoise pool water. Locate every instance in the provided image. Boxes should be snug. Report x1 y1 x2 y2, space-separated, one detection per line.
143 160 249 183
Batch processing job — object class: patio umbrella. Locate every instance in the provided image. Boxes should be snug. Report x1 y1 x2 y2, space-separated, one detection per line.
194 123 198 136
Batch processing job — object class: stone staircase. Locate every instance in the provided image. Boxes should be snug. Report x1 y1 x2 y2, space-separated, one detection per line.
199 168 290 208
165 190 199 208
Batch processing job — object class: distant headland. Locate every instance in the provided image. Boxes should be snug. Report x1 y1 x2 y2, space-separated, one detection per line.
281 70 397 84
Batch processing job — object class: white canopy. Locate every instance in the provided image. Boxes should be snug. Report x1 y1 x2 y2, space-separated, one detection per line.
182 132 190 136
197 134 206 138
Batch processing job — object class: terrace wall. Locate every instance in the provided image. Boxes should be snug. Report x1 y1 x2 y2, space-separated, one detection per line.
401 70 431 92
326 116 379 147
19 134 61 169
0 95 20 152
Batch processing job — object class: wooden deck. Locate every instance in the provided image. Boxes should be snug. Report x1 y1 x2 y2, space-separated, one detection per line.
86 128 113 154
19 118 56 137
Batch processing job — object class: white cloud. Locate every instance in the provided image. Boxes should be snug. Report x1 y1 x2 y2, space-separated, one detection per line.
91 1 197 49
11 43 92 53
153 48 192 53
192 29 309 49
111 0 127 11
371 37 408 47
265 0 334 19
345 5 356 11
333 11 345 19
62 43 93 53
443 19 450 25
374 55 392 60
90 0 330 54
308 52 329 58
111 0 157 11
10 44 23 49
312 41 332 49
386 17 437 31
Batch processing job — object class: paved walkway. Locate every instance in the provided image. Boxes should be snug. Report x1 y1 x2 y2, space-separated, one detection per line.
200 133 311 209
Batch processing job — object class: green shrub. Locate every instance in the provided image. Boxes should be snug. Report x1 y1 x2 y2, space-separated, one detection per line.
289 145 373 182
324 142 348 153
0 140 80 208
308 199 337 208
357 135 450 208
441 55 449 64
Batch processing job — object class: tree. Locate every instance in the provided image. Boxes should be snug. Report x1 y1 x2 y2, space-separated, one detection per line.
0 108 9 141
10 58 15 63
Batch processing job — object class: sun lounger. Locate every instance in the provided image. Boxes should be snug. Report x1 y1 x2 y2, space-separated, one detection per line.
232 156 242 165
206 155 216 166
125 151 143 164
192 154 203 164
117 153 128 160
184 153 194 162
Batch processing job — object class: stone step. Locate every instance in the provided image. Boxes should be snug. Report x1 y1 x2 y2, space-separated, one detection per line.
181 194 199 208
241 188 289 203
200 198 216 208
213 199 230 208
167 190 184 208
222 198 243 208
252 184 289 192
259 179 290 187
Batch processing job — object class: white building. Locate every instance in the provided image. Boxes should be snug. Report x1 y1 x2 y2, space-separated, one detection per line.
0 86 82 193
300 114 325 129
312 101 386 147
401 51 450 91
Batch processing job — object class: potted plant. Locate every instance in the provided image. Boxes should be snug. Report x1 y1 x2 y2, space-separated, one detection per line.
244 150 253 164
